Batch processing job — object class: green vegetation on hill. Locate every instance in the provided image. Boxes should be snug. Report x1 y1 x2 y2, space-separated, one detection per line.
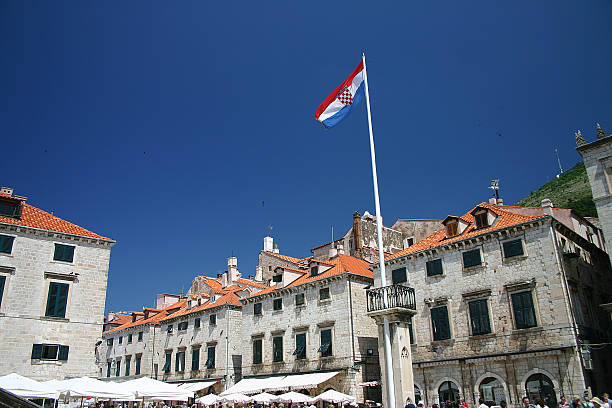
514 162 597 218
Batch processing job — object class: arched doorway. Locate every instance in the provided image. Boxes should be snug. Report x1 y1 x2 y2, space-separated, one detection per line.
479 377 506 405
526 374 557 408
438 381 460 408
414 384 422 404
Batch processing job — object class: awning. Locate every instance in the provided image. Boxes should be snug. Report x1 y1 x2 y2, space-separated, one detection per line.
177 380 219 393
0 373 58 399
222 371 340 395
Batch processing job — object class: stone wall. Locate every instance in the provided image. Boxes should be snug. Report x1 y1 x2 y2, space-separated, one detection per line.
0 225 113 380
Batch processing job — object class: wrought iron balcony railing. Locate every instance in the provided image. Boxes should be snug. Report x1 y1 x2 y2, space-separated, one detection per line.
366 284 416 313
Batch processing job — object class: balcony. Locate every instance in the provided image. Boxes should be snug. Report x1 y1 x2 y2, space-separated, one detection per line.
366 284 416 313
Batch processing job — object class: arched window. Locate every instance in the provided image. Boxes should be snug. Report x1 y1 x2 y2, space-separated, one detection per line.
479 377 506 405
526 374 556 408
438 381 460 407
414 385 422 403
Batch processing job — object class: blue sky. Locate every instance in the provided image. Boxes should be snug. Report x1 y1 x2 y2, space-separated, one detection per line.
2 1 611 313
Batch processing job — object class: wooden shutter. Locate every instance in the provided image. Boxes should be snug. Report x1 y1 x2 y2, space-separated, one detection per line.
192 348 200 370
392 267 407 284
431 306 450 340
58 345 69 361
56 283 68 318
31 344 43 359
253 339 262 364
0 275 5 307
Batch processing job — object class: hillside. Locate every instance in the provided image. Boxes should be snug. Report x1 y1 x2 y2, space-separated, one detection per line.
514 162 597 218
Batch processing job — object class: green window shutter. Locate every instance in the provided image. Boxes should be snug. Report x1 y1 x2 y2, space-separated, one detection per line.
273 336 283 362
273 298 282 310
209 314 216 325
138 331 143 341
115 360 121 377
294 333 306 360
192 348 200 370
503 239 524 258
54 244 75 262
31 344 43 359
319 288 330 300
58 345 69 361
0 235 14 254
295 293 305 306
135 356 141 375
163 354 171 372
392 267 407 284
469 300 491 335
194 318 200 328
253 339 262 364
426 259 443 276
125 358 130 376
431 306 450 341
462 249 482 268
175 353 180 372
318 329 332 357
107 362 111 378
408 319 414 344
0 275 5 308
46 282 69 318
254 303 262 315
206 347 215 368
45 283 58 317
512 291 536 329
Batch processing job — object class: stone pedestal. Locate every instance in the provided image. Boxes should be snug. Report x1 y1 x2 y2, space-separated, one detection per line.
368 307 417 408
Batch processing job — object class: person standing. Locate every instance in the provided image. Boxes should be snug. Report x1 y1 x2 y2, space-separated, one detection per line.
405 398 417 408
559 396 570 408
478 399 488 408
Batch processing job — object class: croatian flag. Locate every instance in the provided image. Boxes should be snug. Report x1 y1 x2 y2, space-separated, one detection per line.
314 61 365 128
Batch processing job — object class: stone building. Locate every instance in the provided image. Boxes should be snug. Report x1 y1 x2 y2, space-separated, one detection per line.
0 187 115 380
236 251 381 401
368 199 611 408
576 124 612 259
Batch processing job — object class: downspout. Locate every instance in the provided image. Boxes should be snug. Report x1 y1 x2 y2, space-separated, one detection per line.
549 221 588 385
225 306 230 391
348 277 357 366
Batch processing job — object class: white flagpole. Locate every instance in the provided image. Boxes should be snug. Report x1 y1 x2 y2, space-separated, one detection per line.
362 52 397 408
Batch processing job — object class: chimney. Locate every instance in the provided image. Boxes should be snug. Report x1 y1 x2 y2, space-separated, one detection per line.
489 198 496 204
329 246 338 259
255 265 263 282
222 272 228 287
264 236 274 252
108 311 115 322
541 198 554 216
273 243 279 254
352 211 363 258
143 309 150 319
227 257 239 284
0 187 13 196
337 245 344 255
216 273 222 279
132 313 137 323
248 274 254 280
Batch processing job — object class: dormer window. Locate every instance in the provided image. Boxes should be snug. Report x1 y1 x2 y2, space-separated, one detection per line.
310 265 319 276
272 274 283 283
473 210 489 229
442 215 468 239
446 221 458 238
0 198 22 219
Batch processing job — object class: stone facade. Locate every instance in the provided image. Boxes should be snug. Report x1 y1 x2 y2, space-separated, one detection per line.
372 201 612 408
576 124 612 261
0 191 114 380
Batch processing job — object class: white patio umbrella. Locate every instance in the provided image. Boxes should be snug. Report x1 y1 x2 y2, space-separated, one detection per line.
251 392 281 404
120 377 192 401
0 373 58 399
196 394 222 406
314 390 356 404
222 393 254 404
276 391 315 404
46 377 134 400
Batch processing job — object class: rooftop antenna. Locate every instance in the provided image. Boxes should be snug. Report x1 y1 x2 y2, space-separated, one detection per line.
555 148 564 177
489 179 500 201
331 226 334 244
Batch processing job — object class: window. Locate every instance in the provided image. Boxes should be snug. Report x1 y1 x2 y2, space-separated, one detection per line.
127 334 133 343
462 249 482 268
319 329 332 357
138 331 143 342
408 318 415 344
468 299 491 335
178 321 188 331
310 265 319 276
511 291 537 329
194 318 201 328
209 314 216 325
474 211 489 229
272 274 283 283
253 338 263 364
166 325 173 333
503 239 524 259
0 235 14 254
115 359 121 377
273 336 283 362
254 303 262 315
192 348 200 371
426 259 443 277
479 377 506 405
431 305 451 341
118 336 123 345
175 350 185 372
106 361 111 378
0 200 21 219
53 244 75 263
392 267 407 284
125 357 131 376
446 221 459 238
438 381 460 405
107 338 113 347
45 282 69 318
294 333 306 360
319 288 330 301
295 293 305 306
206 346 215 369
525 373 557 408
163 352 171 373
31 344 69 361
135 355 141 375
273 298 282 311
0 275 5 308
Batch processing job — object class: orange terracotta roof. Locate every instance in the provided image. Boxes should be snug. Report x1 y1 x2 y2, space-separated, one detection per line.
161 291 243 321
107 313 132 326
246 254 373 299
274 265 308 273
0 195 112 240
104 299 187 334
234 278 268 289
261 251 305 264
386 202 546 261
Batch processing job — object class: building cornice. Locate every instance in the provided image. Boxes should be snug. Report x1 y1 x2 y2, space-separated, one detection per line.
0 222 115 247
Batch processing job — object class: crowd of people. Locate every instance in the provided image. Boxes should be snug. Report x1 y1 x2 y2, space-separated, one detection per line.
402 394 612 408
